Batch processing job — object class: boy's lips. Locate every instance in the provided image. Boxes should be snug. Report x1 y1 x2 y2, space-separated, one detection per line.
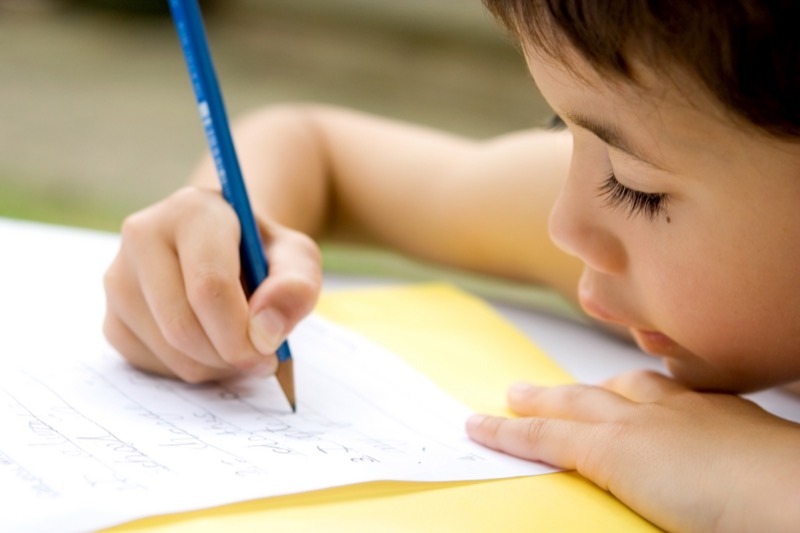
578 290 678 357
629 328 678 356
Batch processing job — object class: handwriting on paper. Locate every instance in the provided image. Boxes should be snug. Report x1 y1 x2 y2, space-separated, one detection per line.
0 315 553 533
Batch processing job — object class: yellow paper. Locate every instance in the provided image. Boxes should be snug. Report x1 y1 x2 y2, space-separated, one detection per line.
109 283 658 532
315 283 573 416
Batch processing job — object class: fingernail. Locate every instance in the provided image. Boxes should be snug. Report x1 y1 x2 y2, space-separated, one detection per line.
250 308 286 355
508 382 535 397
466 414 487 431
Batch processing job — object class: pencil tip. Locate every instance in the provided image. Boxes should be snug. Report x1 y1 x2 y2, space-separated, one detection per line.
274 359 296 414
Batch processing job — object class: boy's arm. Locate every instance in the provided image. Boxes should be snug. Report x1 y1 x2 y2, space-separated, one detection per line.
105 104 581 381
193 104 582 299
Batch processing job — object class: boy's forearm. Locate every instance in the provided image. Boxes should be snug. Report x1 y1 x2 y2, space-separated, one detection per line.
187 103 582 300
187 103 480 249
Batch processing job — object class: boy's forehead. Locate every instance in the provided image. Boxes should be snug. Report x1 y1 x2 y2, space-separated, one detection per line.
524 49 664 156
524 43 689 112
524 46 746 170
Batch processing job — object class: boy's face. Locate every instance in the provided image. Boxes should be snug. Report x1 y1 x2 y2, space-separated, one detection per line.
527 47 800 392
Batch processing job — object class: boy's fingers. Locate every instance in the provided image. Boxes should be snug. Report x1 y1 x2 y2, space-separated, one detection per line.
506 382 632 422
134 241 228 370
168 190 278 374
104 305 236 383
105 284 231 380
121 207 227 369
467 383 636 480
103 310 172 377
177 236 270 372
466 413 628 493
466 414 592 472
601 370 688 403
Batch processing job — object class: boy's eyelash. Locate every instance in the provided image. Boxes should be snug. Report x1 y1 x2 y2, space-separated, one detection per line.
597 173 668 220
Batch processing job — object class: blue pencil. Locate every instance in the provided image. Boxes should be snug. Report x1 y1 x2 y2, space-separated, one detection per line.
167 0 295 412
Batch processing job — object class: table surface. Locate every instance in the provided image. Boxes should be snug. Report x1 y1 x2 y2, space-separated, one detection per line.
3 216 798 425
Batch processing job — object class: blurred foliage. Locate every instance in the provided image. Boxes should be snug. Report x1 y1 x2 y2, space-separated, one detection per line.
0 173 125 231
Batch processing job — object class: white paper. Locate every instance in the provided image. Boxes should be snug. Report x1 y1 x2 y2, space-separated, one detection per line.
0 313 554 533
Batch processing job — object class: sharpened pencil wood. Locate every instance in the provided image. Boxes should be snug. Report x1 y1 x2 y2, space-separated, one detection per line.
275 360 296 412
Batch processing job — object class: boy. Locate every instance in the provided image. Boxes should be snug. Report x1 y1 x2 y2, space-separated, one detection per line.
103 1 800 530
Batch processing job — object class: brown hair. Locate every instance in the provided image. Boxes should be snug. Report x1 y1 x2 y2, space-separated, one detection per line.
483 0 800 138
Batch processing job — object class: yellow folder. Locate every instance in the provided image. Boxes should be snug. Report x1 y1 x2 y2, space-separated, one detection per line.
110 283 658 532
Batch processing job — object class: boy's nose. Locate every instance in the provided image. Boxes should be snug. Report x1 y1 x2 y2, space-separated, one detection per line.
548 167 627 276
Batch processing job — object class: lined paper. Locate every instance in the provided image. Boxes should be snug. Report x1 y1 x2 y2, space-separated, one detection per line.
1 315 554 533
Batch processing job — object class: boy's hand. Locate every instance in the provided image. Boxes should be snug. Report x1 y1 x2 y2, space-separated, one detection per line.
102 187 322 382
466 370 800 532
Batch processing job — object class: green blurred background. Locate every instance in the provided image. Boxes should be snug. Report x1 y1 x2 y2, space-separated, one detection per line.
0 0 580 315
0 0 552 232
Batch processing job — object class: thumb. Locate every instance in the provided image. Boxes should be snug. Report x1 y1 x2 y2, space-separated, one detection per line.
247 229 321 355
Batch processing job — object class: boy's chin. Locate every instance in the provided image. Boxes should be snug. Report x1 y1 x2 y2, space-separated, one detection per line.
665 356 783 394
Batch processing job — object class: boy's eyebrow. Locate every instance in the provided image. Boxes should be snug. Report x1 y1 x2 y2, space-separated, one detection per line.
561 111 660 167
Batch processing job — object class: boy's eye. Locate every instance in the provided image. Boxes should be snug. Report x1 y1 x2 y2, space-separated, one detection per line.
597 173 669 220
